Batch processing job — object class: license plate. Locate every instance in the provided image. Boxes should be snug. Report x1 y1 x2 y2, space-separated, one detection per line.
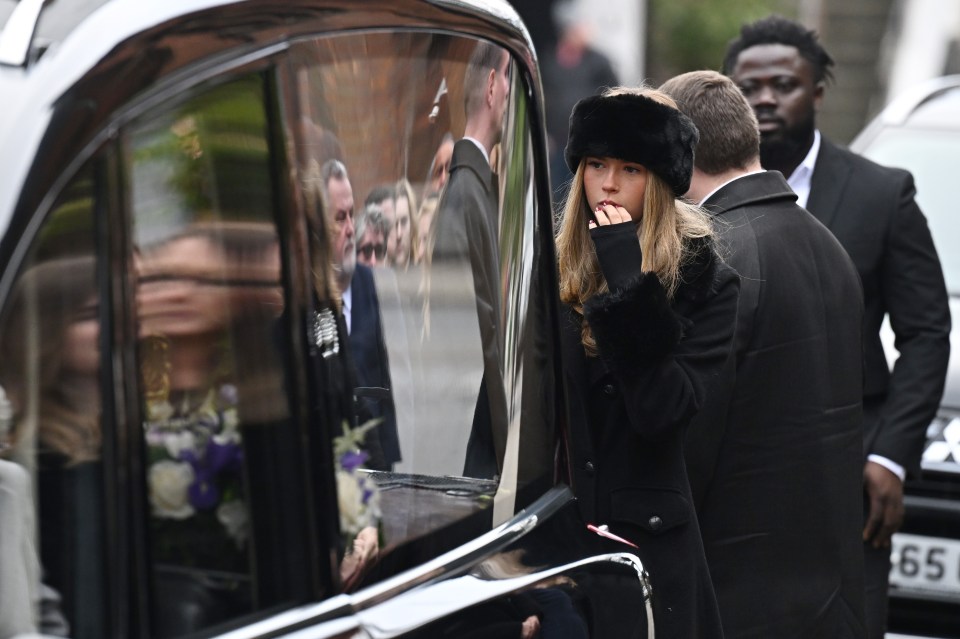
890 533 960 601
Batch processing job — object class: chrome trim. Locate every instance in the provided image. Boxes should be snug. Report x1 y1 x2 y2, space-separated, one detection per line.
0 0 45 67
211 595 358 639
352 552 653 639
268 552 653 639
903 494 960 515
211 486 572 639
352 486 570 610
612 553 655 639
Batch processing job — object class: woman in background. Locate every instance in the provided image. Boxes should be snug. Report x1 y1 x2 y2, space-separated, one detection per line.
392 178 418 270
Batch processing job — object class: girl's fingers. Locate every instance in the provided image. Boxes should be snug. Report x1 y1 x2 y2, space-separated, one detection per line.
593 205 610 225
594 204 631 225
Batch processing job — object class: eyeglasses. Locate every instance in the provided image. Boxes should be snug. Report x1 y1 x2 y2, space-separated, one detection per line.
358 243 386 260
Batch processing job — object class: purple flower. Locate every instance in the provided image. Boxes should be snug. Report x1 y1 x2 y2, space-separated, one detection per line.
340 450 369 472
205 439 242 474
189 477 220 510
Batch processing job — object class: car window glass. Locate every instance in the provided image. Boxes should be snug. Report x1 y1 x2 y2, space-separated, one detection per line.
283 31 553 570
861 128 960 293
0 164 106 638
125 75 305 636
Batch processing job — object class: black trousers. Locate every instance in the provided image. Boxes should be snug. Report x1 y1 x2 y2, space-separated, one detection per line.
863 534 892 639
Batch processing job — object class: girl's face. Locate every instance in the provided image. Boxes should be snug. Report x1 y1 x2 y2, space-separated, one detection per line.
582 156 648 222
137 235 231 338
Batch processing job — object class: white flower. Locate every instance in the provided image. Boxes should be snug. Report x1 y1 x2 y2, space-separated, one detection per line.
147 400 174 422
149 460 196 519
163 430 197 459
217 500 249 548
337 470 366 535
336 469 381 536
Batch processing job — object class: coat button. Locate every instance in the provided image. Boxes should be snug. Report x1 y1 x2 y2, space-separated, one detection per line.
584 461 595 474
648 515 663 531
603 384 616 396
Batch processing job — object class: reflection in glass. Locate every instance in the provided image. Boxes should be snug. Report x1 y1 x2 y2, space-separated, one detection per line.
127 77 290 636
0 166 104 638
286 29 548 572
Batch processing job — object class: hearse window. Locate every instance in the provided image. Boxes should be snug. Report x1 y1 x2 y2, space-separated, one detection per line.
125 75 305 636
0 164 107 637
284 31 554 569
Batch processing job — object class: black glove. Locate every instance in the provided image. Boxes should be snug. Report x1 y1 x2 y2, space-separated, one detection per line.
590 222 643 291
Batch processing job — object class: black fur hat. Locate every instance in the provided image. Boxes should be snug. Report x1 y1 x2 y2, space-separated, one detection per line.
564 93 699 196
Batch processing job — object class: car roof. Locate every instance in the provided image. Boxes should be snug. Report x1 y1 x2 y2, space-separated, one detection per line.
852 74 960 150
0 0 540 299
0 0 112 66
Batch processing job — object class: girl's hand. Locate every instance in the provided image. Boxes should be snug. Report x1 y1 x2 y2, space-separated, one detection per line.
340 526 380 590
590 201 633 228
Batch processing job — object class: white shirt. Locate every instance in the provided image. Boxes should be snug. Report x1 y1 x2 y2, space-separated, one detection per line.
785 129 821 209
786 129 906 482
462 136 490 166
342 284 352 335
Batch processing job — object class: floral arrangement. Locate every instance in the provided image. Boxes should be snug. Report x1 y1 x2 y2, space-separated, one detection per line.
333 419 382 545
144 381 249 568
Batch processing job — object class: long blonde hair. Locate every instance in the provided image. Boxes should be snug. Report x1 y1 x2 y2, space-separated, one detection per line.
555 86 714 352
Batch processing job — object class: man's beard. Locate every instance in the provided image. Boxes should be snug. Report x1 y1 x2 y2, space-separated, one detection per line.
334 249 356 292
759 113 816 176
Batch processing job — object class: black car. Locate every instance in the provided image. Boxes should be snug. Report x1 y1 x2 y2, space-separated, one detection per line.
0 1 653 637
851 75 960 638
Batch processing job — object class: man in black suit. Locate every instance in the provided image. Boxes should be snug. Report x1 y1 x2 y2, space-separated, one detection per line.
724 16 951 637
431 40 510 478
662 69 867 637
321 159 399 471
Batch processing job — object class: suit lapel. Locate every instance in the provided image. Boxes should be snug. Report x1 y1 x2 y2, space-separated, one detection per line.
806 138 852 230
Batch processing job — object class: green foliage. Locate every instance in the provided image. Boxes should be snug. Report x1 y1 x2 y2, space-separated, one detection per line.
130 75 272 227
646 0 793 83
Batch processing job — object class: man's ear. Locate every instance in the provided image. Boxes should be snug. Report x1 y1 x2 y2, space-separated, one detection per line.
813 81 825 112
485 68 497 107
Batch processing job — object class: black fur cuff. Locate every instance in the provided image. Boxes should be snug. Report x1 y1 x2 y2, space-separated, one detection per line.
583 273 683 372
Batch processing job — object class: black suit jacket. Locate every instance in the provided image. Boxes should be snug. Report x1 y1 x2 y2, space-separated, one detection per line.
807 138 950 476
348 263 400 468
432 139 506 478
687 171 866 638
564 240 739 639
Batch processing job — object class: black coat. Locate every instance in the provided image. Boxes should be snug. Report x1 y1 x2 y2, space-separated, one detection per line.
348 263 400 469
686 171 866 638
563 239 739 639
808 139 950 476
433 139 507 478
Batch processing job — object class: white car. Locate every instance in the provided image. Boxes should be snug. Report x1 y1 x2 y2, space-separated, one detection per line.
851 75 960 638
